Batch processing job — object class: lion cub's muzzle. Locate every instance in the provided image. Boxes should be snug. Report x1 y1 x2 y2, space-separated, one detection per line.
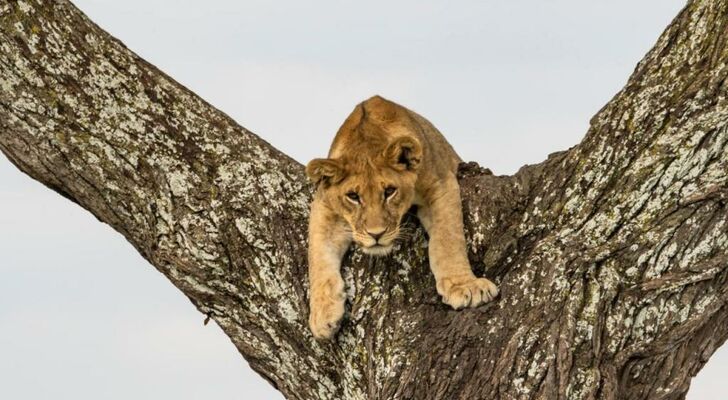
355 226 399 256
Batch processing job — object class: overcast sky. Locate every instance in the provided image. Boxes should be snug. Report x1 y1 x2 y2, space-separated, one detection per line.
1 1 724 399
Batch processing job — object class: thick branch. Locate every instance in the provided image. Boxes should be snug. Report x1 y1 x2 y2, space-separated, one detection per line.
1 1 727 399
0 1 323 398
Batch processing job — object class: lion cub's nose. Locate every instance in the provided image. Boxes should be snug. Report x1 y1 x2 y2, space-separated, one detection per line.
366 228 386 241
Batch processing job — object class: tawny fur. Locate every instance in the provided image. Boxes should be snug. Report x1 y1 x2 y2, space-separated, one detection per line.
306 95 498 339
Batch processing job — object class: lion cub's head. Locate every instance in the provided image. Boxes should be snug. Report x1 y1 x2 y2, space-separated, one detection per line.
306 136 422 256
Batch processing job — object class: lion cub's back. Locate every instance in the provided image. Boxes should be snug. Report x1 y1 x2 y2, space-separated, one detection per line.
329 95 461 175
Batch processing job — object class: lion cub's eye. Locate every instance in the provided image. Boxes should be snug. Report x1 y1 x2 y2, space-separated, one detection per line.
384 186 397 199
345 192 360 203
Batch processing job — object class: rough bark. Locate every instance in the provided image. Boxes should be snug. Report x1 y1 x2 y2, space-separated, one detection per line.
1 0 727 399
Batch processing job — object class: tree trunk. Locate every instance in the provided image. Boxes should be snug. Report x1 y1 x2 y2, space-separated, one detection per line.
2 1 728 399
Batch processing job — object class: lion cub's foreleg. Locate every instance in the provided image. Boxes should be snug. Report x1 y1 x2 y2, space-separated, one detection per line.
307 199 352 339
417 177 498 309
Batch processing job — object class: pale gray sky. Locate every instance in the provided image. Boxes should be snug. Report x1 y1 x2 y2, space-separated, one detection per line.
1 1 724 399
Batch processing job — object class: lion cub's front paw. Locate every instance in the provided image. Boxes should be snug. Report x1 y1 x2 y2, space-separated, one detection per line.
309 277 346 340
438 275 499 310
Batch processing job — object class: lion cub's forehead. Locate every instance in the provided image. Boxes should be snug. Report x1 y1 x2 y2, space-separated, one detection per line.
338 154 383 176
340 148 384 167
342 166 407 196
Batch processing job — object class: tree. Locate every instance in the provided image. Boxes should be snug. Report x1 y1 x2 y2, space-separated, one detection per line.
1 0 727 398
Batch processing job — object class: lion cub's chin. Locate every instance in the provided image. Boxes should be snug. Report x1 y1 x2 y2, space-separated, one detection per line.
361 244 394 256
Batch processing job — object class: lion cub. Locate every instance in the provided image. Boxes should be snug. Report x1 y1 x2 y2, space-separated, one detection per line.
306 95 498 339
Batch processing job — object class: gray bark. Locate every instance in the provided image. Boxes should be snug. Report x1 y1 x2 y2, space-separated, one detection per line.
1 0 727 399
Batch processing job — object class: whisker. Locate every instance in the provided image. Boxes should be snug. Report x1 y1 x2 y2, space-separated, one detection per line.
397 223 417 234
393 227 417 242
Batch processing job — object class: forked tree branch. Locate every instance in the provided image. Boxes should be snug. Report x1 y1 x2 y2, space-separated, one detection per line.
1 1 727 399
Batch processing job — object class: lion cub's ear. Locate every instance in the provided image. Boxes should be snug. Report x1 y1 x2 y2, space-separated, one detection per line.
385 137 422 171
306 158 345 186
